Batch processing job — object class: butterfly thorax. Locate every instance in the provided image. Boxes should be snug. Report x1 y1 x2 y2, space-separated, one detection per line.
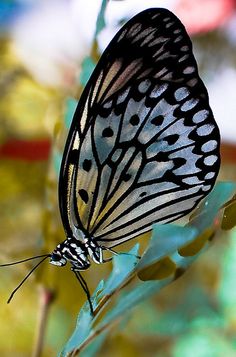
50 236 103 271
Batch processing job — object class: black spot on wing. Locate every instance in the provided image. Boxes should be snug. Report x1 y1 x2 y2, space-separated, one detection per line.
154 151 170 161
82 159 92 172
79 189 89 204
102 127 114 137
165 134 179 145
151 115 165 126
173 157 187 168
130 114 140 126
122 173 132 182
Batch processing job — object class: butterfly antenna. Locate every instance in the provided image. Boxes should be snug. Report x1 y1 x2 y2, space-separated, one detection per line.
73 270 94 316
5 255 50 304
0 254 51 267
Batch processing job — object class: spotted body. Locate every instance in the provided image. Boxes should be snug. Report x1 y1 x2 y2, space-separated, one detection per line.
50 236 103 270
50 8 220 271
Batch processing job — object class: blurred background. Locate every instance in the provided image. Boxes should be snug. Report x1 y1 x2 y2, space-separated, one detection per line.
0 0 236 356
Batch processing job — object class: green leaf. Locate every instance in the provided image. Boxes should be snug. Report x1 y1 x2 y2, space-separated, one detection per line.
99 278 172 328
80 331 108 357
95 0 107 36
64 98 77 129
221 196 236 230
137 224 198 271
189 181 236 232
60 246 139 355
101 244 139 297
178 228 214 257
59 281 104 356
53 149 62 176
59 309 92 357
97 240 220 335
218 229 236 312
79 57 96 88
79 0 108 89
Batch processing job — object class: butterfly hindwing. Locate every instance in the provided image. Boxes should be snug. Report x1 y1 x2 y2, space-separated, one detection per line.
59 8 220 248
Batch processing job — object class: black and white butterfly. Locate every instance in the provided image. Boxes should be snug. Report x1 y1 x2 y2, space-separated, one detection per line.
51 7 220 271
1 8 220 312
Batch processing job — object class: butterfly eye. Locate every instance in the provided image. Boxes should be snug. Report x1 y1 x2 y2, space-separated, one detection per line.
50 253 67 267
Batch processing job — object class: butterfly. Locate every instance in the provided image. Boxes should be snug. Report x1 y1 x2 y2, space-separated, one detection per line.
1 8 220 313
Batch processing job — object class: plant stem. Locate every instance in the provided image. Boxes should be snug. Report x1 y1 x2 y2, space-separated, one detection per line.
32 286 55 357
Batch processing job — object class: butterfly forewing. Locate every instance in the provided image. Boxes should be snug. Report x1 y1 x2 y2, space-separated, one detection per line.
59 8 220 248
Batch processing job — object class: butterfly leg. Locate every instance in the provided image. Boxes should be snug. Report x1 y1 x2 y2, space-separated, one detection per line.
72 268 94 316
102 246 141 260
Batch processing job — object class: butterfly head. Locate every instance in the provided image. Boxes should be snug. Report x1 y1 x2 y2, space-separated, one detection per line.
49 238 91 271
